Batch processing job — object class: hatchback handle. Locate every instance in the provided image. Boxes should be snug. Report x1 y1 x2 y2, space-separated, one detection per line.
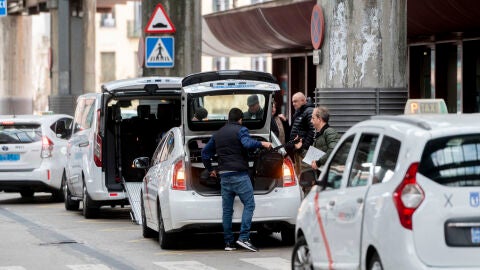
79 141 89 147
328 200 335 206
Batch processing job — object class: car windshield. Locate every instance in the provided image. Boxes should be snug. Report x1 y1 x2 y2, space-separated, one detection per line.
418 134 480 187
188 92 269 131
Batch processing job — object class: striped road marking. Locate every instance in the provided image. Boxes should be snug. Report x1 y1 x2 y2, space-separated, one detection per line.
241 257 290 270
67 265 111 270
153 261 217 270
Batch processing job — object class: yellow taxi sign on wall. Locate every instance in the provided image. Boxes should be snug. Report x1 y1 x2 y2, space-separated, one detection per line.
404 99 448 114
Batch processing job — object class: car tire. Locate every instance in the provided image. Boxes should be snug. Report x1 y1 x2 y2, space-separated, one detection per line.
64 176 79 211
20 191 34 198
52 172 66 202
82 184 97 219
281 227 295 245
368 252 383 270
158 202 175 249
291 235 313 270
141 193 156 238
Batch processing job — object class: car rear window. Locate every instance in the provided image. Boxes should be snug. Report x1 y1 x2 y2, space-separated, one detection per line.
0 124 42 144
419 134 480 187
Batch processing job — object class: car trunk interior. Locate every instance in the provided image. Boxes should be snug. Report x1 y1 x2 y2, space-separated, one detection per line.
104 97 181 190
186 136 283 195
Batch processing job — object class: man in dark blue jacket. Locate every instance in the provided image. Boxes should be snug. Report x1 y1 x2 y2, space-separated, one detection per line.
202 108 271 252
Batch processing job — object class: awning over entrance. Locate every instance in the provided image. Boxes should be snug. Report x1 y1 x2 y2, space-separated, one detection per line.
204 0 316 54
407 0 480 39
204 0 480 55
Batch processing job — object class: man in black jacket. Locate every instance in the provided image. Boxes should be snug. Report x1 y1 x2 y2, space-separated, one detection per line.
289 92 315 176
201 108 271 252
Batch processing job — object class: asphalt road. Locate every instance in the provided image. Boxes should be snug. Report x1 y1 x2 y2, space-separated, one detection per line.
0 192 293 270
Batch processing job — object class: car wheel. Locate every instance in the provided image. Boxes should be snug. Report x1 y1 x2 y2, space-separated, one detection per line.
158 202 175 249
368 252 383 270
20 191 34 198
82 184 97 219
291 235 313 270
281 227 295 246
64 176 79 211
52 172 66 202
141 193 156 238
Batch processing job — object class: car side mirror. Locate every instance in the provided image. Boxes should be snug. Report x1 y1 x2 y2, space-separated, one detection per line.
132 157 150 169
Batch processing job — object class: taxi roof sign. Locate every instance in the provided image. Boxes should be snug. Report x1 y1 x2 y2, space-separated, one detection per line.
404 99 448 114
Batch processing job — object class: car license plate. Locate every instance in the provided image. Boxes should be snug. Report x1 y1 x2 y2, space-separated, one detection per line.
0 153 20 162
472 227 480 244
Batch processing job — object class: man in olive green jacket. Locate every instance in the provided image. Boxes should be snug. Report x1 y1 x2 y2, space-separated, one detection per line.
294 106 340 192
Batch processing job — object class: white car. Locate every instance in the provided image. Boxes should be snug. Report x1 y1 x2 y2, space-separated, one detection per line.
65 77 182 218
292 113 480 269
0 114 73 200
136 70 303 249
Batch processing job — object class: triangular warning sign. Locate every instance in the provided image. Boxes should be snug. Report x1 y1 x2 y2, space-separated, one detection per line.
145 4 176 34
147 39 173 63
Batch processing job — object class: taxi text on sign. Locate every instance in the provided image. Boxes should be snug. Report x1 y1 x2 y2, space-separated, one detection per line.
145 36 174 68
0 0 7 17
145 4 176 34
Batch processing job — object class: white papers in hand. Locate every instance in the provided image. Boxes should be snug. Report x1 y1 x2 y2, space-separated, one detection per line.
302 146 325 165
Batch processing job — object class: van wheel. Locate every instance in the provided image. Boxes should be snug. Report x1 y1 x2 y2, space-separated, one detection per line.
64 177 79 211
83 185 97 219
158 203 175 249
52 173 66 202
281 227 295 245
20 191 34 198
141 193 156 238
291 236 312 270
368 252 383 270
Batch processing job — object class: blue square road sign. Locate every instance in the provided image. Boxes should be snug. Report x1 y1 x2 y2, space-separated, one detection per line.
145 36 174 68
0 0 7 17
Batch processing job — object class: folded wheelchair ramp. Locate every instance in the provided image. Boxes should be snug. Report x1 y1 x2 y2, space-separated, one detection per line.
124 182 143 225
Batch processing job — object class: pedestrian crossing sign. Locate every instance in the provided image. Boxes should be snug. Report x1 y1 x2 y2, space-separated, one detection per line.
0 0 7 17
145 36 174 68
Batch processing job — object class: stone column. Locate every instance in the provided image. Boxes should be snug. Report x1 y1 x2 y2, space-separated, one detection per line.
0 16 34 114
315 0 407 131
82 0 96 94
49 0 76 115
142 0 201 77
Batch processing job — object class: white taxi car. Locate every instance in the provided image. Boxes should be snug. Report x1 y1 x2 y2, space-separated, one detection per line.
0 114 73 200
136 70 303 249
292 113 480 269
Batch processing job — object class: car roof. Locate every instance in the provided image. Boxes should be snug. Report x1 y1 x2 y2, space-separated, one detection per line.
366 114 480 131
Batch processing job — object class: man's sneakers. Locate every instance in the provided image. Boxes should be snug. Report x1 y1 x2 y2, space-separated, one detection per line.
236 239 258 252
225 242 236 251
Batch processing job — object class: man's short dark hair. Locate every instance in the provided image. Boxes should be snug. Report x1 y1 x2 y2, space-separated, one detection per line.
195 107 208 120
228 108 243 122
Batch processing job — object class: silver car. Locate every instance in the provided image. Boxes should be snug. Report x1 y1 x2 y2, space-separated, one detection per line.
136 70 303 249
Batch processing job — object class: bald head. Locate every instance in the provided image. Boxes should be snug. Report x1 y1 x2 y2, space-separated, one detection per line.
292 92 307 110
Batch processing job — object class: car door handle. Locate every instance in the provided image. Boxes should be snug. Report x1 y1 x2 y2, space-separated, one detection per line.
357 198 363 204
79 142 89 147
328 200 335 206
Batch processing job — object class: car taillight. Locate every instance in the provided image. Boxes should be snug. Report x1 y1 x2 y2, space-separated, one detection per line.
172 160 186 190
282 158 296 187
93 109 102 167
41 136 54 158
393 162 424 230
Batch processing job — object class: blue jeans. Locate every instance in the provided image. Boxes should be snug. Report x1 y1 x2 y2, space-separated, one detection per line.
220 171 255 244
